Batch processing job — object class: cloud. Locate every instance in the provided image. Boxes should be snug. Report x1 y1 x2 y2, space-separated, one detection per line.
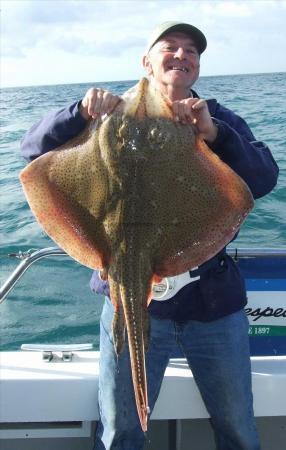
54 34 146 57
201 1 252 17
2 0 103 25
1 44 26 58
1 0 286 87
1 0 150 58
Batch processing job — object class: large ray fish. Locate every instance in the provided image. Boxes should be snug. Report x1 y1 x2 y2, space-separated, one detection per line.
19 78 254 431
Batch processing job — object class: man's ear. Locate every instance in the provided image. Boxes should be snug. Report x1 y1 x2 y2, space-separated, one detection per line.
142 54 153 76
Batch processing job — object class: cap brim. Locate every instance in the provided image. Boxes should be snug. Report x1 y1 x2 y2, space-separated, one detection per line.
147 22 207 54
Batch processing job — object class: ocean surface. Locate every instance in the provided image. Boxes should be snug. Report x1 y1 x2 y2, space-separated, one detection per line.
1 72 285 351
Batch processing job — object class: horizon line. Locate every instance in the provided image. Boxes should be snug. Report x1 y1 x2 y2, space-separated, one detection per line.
1 70 285 90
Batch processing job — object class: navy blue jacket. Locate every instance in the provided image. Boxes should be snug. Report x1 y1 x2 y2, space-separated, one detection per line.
20 93 279 322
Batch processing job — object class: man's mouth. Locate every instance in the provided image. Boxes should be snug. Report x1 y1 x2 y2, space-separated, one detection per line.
169 66 189 73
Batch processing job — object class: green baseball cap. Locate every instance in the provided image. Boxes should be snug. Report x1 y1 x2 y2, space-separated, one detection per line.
147 21 207 54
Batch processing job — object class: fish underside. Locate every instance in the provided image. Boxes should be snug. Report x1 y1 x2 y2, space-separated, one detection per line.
19 78 254 431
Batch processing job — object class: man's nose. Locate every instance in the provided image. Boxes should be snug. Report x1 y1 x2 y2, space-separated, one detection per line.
174 47 186 60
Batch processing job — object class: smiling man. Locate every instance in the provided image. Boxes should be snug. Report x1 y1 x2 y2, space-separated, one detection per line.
143 24 218 144
143 31 201 97
21 21 278 450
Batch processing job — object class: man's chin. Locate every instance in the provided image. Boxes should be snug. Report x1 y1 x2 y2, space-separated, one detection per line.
165 71 192 87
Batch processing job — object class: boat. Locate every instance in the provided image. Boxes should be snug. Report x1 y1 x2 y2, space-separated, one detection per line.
0 247 286 449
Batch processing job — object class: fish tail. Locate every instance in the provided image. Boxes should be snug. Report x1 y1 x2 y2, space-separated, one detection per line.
142 304 150 353
120 287 149 432
109 277 126 354
112 306 126 354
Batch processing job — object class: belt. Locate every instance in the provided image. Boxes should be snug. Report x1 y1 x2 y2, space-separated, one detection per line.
152 251 226 301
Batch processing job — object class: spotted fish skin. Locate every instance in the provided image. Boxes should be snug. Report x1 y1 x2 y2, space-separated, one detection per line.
19 78 254 431
108 249 152 431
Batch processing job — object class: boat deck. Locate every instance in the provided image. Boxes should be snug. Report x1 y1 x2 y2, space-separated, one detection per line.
1 351 286 449
1 247 286 448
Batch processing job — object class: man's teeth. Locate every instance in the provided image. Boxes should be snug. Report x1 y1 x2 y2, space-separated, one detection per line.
171 67 188 72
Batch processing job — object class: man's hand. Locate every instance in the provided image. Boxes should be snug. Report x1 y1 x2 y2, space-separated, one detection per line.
80 88 122 120
171 98 218 143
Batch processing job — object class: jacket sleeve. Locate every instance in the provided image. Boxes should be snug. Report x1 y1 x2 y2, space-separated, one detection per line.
20 101 88 162
208 102 279 199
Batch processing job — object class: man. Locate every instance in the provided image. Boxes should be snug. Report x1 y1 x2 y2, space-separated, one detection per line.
21 22 278 450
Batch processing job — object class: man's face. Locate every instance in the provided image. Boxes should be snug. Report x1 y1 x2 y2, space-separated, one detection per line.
143 32 200 91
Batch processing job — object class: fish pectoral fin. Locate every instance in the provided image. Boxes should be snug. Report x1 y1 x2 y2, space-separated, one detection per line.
20 154 109 270
19 125 112 271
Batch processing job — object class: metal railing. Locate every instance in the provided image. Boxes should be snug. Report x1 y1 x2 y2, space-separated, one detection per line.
1 246 286 305
0 247 66 304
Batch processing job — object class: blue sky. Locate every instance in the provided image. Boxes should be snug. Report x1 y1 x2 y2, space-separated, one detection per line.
2 0 286 88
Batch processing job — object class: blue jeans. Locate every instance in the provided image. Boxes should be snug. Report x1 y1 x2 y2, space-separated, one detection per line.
94 297 260 450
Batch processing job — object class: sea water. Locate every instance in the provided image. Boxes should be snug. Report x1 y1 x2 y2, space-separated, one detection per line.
0 72 285 350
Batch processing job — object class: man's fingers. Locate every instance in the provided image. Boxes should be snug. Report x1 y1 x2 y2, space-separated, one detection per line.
183 102 198 124
81 88 122 119
91 89 104 117
106 94 122 115
171 97 214 139
172 98 198 124
191 99 206 110
172 100 189 123
171 101 179 121
97 92 122 117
